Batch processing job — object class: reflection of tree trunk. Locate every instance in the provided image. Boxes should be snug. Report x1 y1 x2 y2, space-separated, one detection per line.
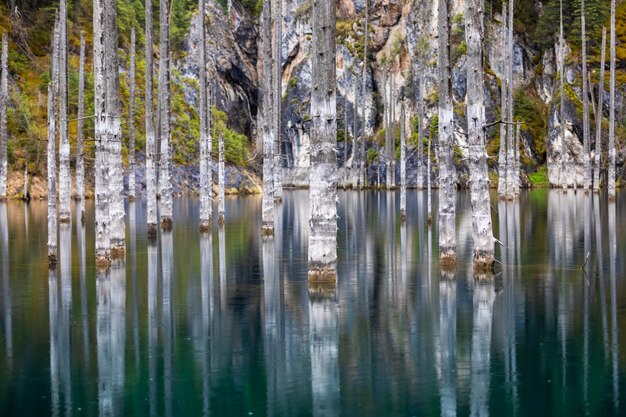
439 275 457 417
470 281 495 417
200 233 213 417
161 231 173 417
593 195 609 357
147 239 158 417
0 204 11 368
608 202 618 410
59 224 72 415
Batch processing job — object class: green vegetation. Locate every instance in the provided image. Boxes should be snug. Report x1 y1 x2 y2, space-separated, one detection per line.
528 165 550 187
514 89 548 164
367 148 379 165
212 106 250 167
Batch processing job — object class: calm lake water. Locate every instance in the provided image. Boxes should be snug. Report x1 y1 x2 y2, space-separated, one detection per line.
0 190 625 416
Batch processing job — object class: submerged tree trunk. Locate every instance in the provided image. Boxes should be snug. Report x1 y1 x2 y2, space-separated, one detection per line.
199 0 212 233
273 0 283 203
58 0 71 223
465 0 494 270
128 28 136 202
359 0 368 189
0 33 7 201
48 18 60 266
158 0 173 229
593 28 606 193
400 101 406 221
581 0 591 192
218 134 225 225
145 0 158 235
75 31 86 222
261 0 274 235
308 0 337 283
608 0 616 200
93 0 111 268
437 0 456 265
497 4 507 198
106 0 126 258
559 0 567 191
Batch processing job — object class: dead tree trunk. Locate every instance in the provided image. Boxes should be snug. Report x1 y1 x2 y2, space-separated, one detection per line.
581 0 591 192
497 4 507 198
199 0 212 232
158 0 173 229
437 0 456 266
145 0 158 235
273 0 283 203
608 0 616 200
218 133 225 225
0 32 7 201
128 28 136 202
308 0 337 283
352 79 358 184
58 0 70 223
93 0 111 268
359 0 369 189
505 0 516 199
48 17 60 266
106 0 126 258
400 101 406 222
261 0 274 235
593 28 606 193
559 0 567 191
417 64 425 189
75 31 86 222
465 0 495 270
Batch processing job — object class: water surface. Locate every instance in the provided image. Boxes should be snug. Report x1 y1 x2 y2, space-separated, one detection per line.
0 190 625 416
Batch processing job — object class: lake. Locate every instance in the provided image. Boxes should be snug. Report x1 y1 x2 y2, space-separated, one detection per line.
0 189 624 416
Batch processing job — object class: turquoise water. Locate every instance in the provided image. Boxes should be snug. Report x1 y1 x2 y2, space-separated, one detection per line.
0 190 624 416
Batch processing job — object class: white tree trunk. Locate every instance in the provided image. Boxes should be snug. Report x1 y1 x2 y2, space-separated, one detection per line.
608 0 616 199
58 0 71 223
273 0 283 203
308 0 337 283
465 0 495 270
593 28 606 193
417 69 425 189
145 0 158 235
128 28 136 202
48 18 60 266
581 0 591 192
0 32 7 200
75 31 86 222
497 4 507 198
93 0 111 268
427 131 432 222
390 70 396 188
505 0 516 199
514 123 520 194
359 0 368 189
437 0 456 265
106 0 126 258
400 101 406 221
199 0 212 232
559 0 567 191
158 0 173 229
351 80 358 184
261 0 274 235
218 134 225 225
22 168 28 199
470 281 495 415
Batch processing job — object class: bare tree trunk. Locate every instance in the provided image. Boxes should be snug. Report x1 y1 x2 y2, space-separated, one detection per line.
199 0 212 232
559 0 567 191
261 0 274 235
427 132 432 223
437 0 456 266
308 0 337 283
359 0 368 189
93 0 111 268
58 0 71 223
383 67 390 189
465 0 494 270
343 94 348 170
0 33 7 201
145 0 158 235
273 0 283 203
400 101 406 221
218 134 225 225
608 0 616 200
515 123 520 194
48 17 60 266
75 31 86 222
505 0 516 199
581 0 591 192
352 79 357 184
417 67 425 189
497 3 507 198
158 0 173 229
23 168 28 200
390 69 396 188
128 28 136 202
106 0 126 258
593 28 606 193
